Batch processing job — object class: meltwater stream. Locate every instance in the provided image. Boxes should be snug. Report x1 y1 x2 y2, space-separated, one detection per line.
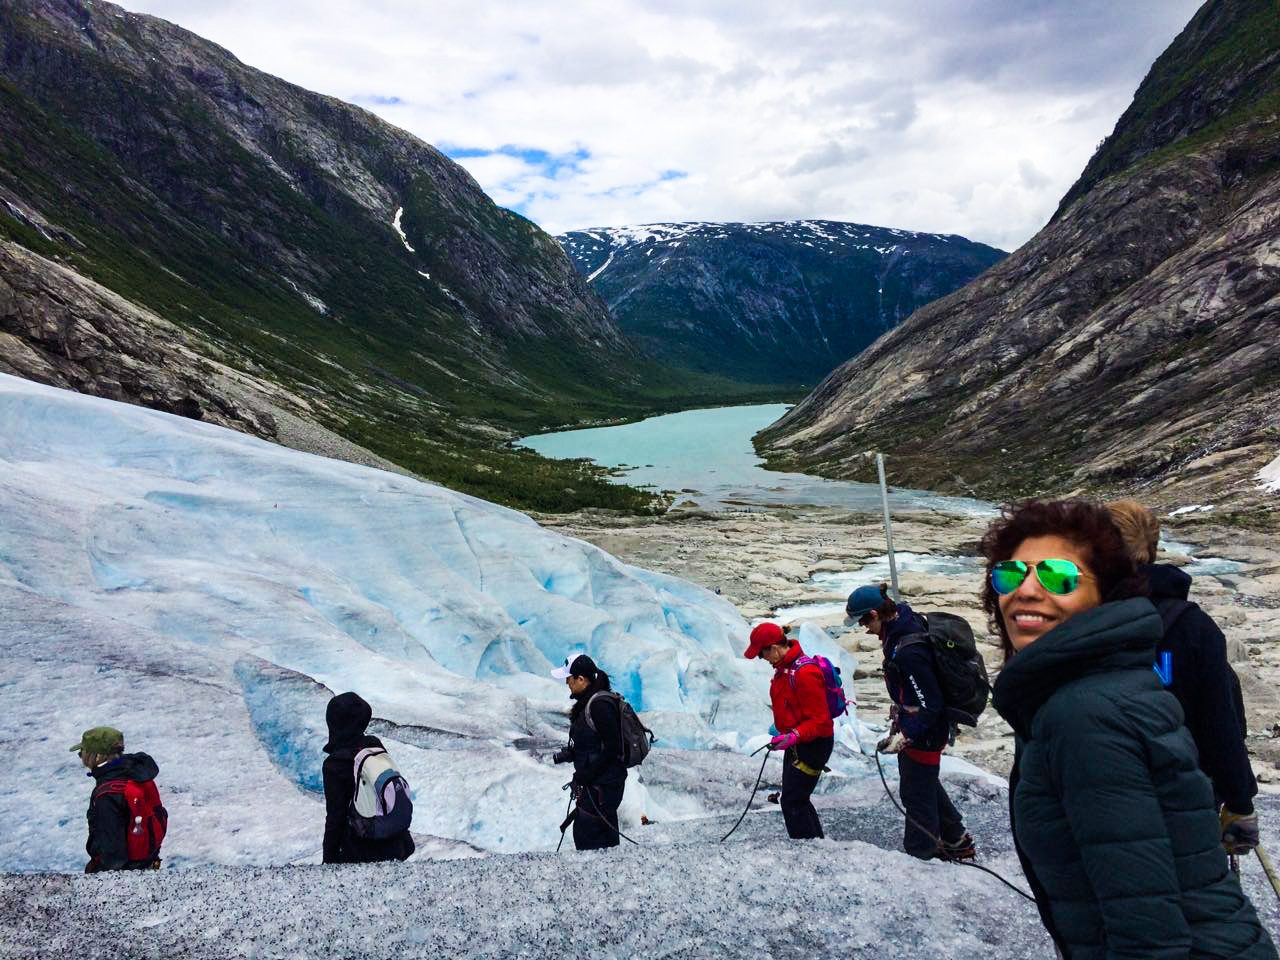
520 404 994 515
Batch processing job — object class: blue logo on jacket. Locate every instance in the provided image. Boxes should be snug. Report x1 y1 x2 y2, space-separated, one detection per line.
1153 652 1173 687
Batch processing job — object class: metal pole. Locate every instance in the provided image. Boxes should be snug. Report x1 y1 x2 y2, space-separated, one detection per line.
876 453 900 601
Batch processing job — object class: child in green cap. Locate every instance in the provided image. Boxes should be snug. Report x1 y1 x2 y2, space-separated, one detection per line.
71 726 168 872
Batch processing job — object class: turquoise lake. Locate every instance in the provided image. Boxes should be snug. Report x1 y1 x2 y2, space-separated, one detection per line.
519 403 993 515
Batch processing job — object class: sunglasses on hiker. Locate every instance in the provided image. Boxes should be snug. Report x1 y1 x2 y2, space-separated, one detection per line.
990 558 1092 596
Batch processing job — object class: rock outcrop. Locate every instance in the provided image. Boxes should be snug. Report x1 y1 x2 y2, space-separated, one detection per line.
559 221 1004 386
758 0 1280 517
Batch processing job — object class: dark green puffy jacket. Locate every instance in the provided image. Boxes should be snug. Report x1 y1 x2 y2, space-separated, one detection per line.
992 598 1275 960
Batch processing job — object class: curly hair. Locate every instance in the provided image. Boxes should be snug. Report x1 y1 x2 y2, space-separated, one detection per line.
980 498 1146 660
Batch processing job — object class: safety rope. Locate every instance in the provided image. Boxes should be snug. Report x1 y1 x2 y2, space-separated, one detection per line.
720 744 772 843
577 783 640 846
874 749 1037 904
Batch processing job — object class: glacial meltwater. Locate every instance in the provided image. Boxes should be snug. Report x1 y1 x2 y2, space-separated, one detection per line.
519 404 994 515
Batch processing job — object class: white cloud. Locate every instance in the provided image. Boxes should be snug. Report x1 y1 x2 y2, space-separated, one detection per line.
123 0 1203 251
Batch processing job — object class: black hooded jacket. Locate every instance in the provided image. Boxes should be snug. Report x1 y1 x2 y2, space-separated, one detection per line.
565 680 627 788
1146 563 1257 814
86 752 163 870
322 692 414 864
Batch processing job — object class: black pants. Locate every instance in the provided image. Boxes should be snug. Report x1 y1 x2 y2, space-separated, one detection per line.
898 751 966 859
781 737 833 839
574 780 625 851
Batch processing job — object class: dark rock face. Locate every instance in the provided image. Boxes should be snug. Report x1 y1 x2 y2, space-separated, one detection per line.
558 222 1004 385
0 0 633 450
759 0 1280 514
0 240 277 437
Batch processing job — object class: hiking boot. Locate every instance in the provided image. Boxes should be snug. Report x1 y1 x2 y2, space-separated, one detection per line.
938 833 976 862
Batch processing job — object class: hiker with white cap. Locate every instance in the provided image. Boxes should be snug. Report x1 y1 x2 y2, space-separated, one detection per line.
551 654 628 850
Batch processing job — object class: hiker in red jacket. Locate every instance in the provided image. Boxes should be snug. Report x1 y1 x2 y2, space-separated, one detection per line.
71 726 167 872
744 622 834 839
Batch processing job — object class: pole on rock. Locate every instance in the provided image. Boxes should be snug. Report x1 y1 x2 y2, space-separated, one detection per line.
876 453 900 600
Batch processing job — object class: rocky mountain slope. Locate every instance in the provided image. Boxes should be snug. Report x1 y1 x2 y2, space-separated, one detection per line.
559 221 1004 385
0 0 743 511
758 0 1280 520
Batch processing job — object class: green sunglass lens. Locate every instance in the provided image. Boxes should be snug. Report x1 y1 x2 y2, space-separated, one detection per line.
1037 559 1080 595
991 561 1028 595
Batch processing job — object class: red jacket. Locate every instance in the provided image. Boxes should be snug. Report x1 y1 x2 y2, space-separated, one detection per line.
769 644 834 742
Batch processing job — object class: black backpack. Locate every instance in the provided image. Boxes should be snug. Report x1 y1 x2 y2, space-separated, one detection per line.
585 691 656 767
897 612 990 726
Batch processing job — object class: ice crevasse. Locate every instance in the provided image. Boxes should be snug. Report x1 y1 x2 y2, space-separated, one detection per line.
0 373 854 870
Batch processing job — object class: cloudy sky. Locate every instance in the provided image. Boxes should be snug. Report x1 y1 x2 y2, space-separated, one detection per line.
126 0 1203 251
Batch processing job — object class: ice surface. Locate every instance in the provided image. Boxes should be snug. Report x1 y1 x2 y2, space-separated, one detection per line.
1259 453 1280 492
0 374 774 870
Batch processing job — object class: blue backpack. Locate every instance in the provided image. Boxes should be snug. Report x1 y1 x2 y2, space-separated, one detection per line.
790 655 849 719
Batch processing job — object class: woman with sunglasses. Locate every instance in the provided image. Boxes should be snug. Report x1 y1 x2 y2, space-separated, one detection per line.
984 499 1274 959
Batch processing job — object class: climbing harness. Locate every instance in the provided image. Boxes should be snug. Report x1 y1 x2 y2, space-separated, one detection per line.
874 748 1037 904
720 743 772 843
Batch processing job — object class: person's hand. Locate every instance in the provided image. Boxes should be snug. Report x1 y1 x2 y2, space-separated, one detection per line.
1221 807 1260 853
876 732 908 754
769 731 799 751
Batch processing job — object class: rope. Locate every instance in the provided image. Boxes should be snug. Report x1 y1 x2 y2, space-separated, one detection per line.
720 744 772 843
874 749 1037 904
1256 843 1280 903
578 784 640 846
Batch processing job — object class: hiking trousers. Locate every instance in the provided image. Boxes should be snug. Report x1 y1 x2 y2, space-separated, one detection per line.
781 737 833 839
573 780 625 851
898 750 965 858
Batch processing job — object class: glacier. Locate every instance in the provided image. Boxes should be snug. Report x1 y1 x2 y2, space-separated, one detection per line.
0 372 777 870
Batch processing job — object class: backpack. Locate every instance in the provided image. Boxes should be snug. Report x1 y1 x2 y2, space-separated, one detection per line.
348 746 414 840
585 691 656 768
897 612 990 726
93 779 167 862
788 655 850 720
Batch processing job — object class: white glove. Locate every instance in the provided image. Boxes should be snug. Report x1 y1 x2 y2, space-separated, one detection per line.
876 732 908 754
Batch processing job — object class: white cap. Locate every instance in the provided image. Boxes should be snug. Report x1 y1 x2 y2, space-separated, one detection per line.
550 657 574 680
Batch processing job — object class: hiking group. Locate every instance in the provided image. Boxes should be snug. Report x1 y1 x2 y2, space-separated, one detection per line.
70 496 1276 957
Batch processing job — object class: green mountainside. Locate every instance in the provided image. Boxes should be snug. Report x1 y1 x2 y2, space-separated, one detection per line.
559 221 1004 387
759 0 1280 521
0 0 769 512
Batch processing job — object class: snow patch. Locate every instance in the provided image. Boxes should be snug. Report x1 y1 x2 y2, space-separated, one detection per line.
1258 453 1280 492
392 206 416 253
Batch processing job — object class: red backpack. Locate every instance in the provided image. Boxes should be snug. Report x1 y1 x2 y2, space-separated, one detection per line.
94 779 168 861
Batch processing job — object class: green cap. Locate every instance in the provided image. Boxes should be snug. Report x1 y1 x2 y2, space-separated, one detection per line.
70 726 124 755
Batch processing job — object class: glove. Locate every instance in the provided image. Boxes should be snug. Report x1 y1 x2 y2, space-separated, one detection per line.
1221 807 1260 853
769 731 799 751
876 732 908 754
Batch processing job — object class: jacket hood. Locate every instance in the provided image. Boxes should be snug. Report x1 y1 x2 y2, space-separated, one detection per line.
324 692 372 753
992 598 1161 739
774 642 807 673
883 602 926 657
90 752 159 783
1144 562 1191 602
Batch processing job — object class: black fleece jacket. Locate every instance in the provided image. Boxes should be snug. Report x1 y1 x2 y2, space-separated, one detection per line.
1146 563 1257 814
567 689 627 787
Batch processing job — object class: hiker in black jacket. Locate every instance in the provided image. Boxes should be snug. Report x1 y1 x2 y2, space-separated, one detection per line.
846 584 973 861
551 654 627 851
1107 500 1259 853
985 499 1274 959
322 692 414 864
73 726 166 872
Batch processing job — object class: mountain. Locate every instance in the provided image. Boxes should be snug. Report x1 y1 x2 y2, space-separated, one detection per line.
758 0 1280 521
0 0 748 512
558 221 1005 386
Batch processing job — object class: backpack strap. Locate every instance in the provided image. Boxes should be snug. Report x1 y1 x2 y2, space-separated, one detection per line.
582 691 619 733
351 746 386 786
